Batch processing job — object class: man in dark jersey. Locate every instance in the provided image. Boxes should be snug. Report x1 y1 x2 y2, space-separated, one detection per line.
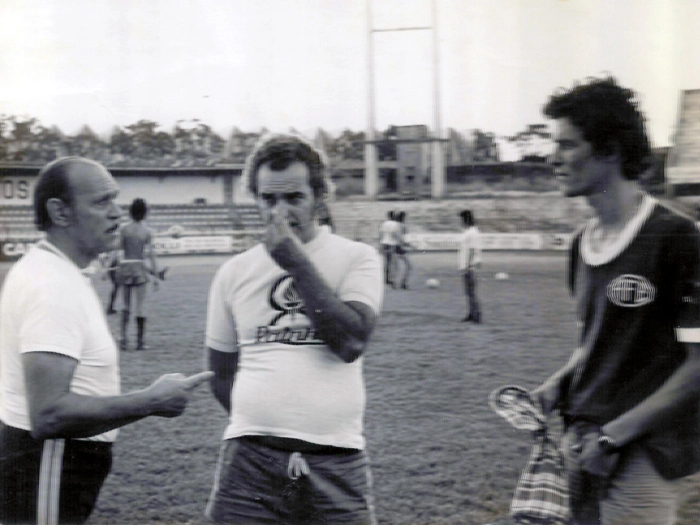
531 77 700 525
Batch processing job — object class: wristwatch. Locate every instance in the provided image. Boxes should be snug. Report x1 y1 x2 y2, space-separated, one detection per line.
597 433 619 453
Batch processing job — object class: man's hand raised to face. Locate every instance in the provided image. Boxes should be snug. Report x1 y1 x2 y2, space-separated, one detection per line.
264 208 304 270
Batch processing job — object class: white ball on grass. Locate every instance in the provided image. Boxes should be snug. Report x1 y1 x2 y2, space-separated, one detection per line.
425 278 440 289
494 272 509 280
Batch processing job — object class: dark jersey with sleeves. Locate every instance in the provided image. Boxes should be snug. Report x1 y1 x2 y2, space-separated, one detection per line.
564 196 700 479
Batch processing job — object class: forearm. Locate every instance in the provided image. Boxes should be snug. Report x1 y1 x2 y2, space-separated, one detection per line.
533 359 576 415
207 348 237 412
273 241 373 362
211 377 233 412
30 389 158 440
603 345 700 446
148 246 158 274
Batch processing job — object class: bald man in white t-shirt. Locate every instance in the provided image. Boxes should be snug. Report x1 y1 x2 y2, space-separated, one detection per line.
0 157 211 525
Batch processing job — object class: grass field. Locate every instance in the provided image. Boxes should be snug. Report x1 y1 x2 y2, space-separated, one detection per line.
2 250 700 525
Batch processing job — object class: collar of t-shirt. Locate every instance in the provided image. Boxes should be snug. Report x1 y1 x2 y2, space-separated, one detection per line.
36 240 93 278
580 194 655 267
301 224 330 257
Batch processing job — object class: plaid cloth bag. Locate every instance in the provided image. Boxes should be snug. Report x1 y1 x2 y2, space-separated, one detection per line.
489 386 571 525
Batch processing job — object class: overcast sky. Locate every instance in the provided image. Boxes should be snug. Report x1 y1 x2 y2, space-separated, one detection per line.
1 0 698 149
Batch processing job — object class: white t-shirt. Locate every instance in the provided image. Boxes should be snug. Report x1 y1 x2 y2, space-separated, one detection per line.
379 220 401 246
458 226 482 270
0 241 121 442
206 226 383 450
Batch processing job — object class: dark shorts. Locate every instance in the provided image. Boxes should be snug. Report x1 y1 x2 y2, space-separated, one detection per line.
116 261 149 286
380 244 396 257
206 437 376 525
0 423 112 525
395 245 406 256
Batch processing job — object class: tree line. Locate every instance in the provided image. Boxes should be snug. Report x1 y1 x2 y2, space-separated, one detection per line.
0 114 530 167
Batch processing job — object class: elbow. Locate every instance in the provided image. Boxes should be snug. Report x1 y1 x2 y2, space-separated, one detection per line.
338 339 367 364
29 407 65 440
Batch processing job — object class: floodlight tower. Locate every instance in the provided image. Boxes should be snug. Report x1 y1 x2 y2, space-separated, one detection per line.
365 0 445 199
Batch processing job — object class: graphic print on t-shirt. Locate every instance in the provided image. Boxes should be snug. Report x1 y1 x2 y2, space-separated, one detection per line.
255 274 324 345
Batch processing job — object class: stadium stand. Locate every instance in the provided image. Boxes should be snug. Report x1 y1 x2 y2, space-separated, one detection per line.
0 204 264 240
0 206 37 240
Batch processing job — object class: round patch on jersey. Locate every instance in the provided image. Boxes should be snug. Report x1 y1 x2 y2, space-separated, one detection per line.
606 274 656 308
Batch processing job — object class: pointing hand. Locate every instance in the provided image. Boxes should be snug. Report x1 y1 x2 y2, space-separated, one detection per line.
145 371 215 418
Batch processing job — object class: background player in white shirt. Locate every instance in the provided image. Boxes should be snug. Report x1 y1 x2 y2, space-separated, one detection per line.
205 134 383 525
458 209 482 323
378 211 400 287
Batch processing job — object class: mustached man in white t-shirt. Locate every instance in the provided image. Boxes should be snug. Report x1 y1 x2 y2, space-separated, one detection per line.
205 134 383 525
0 157 212 525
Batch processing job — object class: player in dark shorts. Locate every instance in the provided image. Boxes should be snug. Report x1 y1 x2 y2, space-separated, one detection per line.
117 198 167 350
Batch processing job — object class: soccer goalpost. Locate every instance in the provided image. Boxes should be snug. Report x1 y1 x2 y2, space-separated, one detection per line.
364 0 445 200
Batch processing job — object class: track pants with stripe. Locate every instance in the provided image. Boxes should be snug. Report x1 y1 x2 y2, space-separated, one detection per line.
0 423 112 525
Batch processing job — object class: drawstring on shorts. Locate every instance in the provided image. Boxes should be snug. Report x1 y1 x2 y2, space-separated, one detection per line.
287 452 310 480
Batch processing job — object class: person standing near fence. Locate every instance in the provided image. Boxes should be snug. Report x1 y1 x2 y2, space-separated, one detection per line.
394 211 412 290
0 157 212 525
378 211 400 287
205 133 383 525
117 198 167 350
532 77 700 525
458 209 482 323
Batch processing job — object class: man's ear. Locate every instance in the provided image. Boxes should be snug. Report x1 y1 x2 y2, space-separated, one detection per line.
313 196 325 217
599 141 621 165
46 198 72 227
600 151 621 165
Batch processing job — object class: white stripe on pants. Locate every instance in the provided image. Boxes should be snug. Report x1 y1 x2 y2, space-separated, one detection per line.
37 439 65 525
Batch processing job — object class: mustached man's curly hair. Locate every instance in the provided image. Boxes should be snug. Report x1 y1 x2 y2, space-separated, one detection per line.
544 76 652 180
243 133 328 199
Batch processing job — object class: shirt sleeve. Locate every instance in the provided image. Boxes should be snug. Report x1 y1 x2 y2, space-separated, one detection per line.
673 220 700 343
20 278 84 360
205 263 239 352
458 231 467 270
473 228 482 265
338 243 383 315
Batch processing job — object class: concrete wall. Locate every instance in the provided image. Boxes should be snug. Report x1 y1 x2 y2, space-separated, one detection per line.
328 194 592 244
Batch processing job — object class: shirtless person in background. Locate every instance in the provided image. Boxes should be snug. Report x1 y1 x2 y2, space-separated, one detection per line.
117 198 167 350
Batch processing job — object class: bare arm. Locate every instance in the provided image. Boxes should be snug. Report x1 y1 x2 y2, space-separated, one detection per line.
23 352 212 440
602 343 700 446
575 343 700 478
531 355 578 416
266 212 377 363
207 347 239 412
146 229 158 276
